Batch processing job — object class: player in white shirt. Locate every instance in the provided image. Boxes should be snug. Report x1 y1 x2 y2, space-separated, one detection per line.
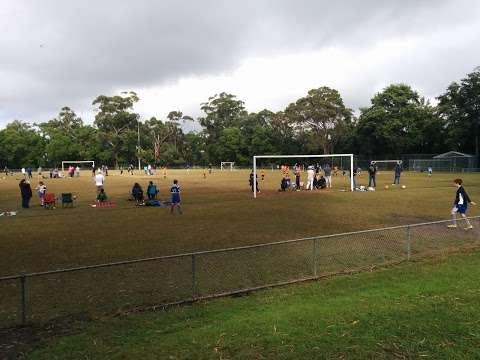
94 170 105 194
306 166 315 190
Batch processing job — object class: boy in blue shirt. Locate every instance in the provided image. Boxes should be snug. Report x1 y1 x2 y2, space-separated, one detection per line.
170 179 183 215
448 178 476 229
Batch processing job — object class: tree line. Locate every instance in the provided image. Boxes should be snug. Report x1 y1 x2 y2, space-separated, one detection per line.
0 68 479 169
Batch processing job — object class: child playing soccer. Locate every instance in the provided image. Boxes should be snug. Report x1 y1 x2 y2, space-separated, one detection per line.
448 178 476 229
170 179 183 214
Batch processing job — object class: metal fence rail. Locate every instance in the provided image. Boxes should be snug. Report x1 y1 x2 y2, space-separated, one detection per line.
1 216 479 328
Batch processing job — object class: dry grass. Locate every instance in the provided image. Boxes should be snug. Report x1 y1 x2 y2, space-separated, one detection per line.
1 169 479 276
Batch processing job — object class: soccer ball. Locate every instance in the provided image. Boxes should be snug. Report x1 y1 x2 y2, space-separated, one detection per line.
401 185 406 189
384 185 389 190
73 195 77 200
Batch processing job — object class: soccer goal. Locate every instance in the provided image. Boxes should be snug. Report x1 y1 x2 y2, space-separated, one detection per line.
252 154 354 198
220 162 235 171
61 161 95 172
371 160 402 171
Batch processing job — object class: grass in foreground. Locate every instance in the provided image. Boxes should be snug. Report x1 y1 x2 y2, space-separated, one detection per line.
25 250 480 359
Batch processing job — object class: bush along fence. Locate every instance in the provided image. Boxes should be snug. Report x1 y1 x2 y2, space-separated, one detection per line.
1 217 480 329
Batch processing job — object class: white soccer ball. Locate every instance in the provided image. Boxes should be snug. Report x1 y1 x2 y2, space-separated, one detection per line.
401 185 406 189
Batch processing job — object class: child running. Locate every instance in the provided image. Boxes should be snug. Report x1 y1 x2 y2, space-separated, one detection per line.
35 181 47 206
448 178 476 229
170 179 183 214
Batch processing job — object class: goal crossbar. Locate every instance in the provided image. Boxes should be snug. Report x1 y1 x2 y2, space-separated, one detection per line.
253 154 354 198
372 160 401 163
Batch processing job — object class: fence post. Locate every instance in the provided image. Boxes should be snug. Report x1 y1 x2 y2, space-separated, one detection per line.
20 274 27 325
313 238 318 278
191 254 197 300
406 226 411 261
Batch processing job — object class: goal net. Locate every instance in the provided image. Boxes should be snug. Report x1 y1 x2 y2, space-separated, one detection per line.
61 161 95 172
220 162 235 171
252 154 354 198
371 160 402 171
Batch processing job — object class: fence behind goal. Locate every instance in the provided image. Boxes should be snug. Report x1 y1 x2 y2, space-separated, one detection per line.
1 217 479 329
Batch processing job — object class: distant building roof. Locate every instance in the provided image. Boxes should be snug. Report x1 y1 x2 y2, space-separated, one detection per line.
433 151 474 158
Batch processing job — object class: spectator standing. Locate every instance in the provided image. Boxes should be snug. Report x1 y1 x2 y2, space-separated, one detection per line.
393 161 402 185
249 170 259 193
306 166 315 190
94 170 105 195
368 162 377 188
19 179 32 208
324 164 332 188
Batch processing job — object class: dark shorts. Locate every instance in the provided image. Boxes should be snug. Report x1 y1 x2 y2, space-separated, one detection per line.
454 204 467 214
171 194 180 204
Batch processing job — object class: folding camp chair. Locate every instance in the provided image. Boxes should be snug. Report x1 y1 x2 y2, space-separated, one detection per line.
61 193 74 208
44 193 56 209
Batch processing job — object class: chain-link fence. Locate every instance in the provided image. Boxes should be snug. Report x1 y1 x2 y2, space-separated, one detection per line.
1 217 480 329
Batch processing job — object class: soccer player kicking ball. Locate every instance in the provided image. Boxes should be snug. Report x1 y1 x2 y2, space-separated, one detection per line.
170 179 183 215
448 178 476 229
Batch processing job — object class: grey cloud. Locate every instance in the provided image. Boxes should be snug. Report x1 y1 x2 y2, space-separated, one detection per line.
0 0 479 125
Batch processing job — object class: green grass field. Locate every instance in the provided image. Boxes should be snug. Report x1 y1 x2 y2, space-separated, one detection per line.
1 169 479 277
21 251 480 359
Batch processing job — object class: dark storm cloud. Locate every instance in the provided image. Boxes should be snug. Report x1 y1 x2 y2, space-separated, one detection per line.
0 0 479 125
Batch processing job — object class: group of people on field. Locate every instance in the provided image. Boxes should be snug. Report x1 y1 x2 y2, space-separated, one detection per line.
13 163 476 228
93 169 182 214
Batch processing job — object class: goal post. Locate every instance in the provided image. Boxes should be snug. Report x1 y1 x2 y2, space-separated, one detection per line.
61 161 95 172
253 154 354 198
220 162 235 171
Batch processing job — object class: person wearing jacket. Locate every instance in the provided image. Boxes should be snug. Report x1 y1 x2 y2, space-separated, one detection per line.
131 183 144 204
393 161 402 185
324 164 332 188
368 162 377 188
448 178 476 229
147 181 158 200
19 179 33 208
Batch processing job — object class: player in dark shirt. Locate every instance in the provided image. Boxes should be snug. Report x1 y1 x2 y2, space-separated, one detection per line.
170 179 183 214
368 162 377 188
448 178 476 229
249 171 259 193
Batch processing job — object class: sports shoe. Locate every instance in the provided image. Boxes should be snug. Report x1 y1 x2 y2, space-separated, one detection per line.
447 224 457 228
464 225 474 230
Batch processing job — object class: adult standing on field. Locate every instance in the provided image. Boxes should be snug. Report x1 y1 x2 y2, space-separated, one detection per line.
368 161 377 188
324 163 332 188
94 170 105 195
249 170 259 193
294 164 301 191
306 166 315 190
393 161 402 185
353 165 360 189
19 179 32 208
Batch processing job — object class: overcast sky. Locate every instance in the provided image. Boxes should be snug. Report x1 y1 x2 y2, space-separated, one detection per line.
1 0 479 131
